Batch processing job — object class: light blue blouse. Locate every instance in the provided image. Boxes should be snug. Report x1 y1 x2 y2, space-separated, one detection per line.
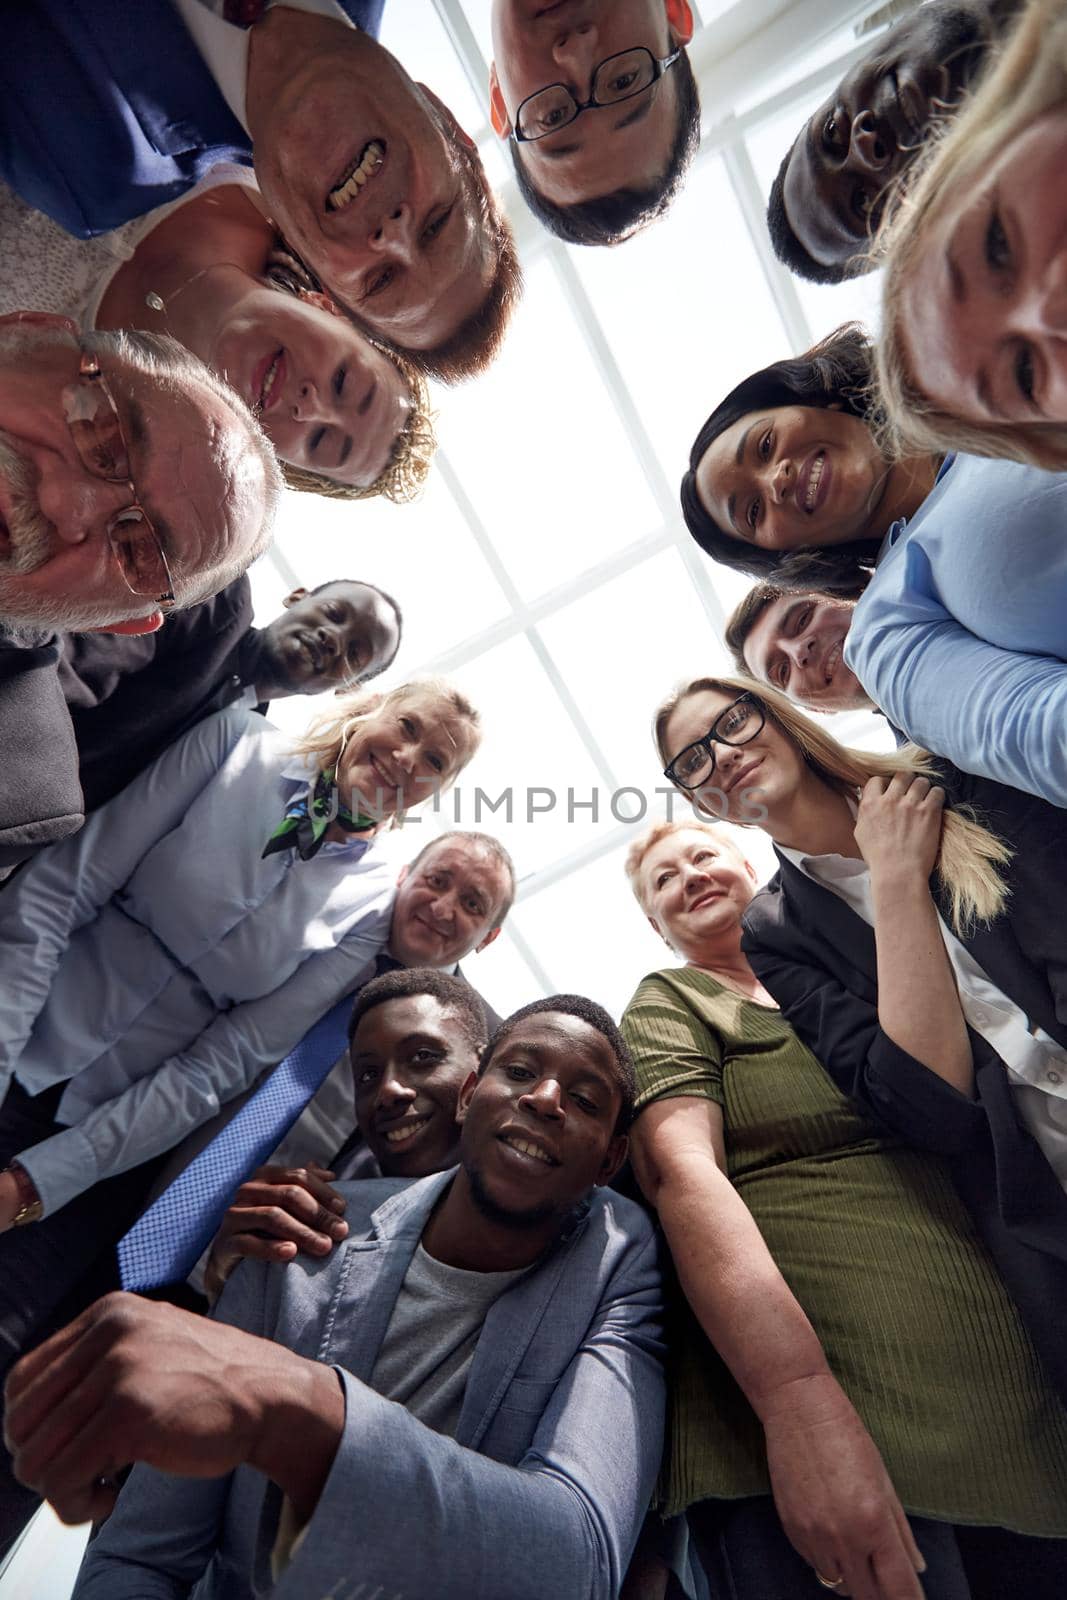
0 707 395 1215
844 454 1067 804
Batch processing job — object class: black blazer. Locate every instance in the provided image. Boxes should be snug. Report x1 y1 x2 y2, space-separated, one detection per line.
741 764 1067 1403
59 577 255 812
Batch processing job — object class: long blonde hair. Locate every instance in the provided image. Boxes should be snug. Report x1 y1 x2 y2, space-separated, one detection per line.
654 675 1012 934
293 677 481 807
874 0 1067 467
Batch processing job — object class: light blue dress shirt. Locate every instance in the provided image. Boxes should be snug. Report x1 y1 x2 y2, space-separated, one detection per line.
844 454 1067 804
0 707 395 1216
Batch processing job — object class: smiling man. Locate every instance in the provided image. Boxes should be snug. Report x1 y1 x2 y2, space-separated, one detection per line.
725 584 871 714
0 312 279 870
489 0 701 246
767 0 1020 283
60 576 402 812
1 1 521 380
14 998 665 1600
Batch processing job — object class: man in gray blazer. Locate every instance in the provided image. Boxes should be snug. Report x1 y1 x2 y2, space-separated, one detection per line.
8 995 665 1600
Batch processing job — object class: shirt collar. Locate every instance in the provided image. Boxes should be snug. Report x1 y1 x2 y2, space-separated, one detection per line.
174 0 356 132
882 451 959 556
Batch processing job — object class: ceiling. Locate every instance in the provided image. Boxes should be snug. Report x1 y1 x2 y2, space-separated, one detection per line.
254 0 904 1020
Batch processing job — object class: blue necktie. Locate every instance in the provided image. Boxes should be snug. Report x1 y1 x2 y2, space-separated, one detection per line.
117 995 355 1291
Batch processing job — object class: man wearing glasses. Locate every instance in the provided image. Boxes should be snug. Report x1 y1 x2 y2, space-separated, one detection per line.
489 0 701 247
0 311 280 872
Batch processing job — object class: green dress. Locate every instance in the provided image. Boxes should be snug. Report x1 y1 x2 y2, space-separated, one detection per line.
621 964 1067 1532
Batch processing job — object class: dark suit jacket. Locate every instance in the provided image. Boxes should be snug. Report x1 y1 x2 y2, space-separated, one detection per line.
0 624 83 871
741 764 1067 1401
59 577 256 811
0 0 384 237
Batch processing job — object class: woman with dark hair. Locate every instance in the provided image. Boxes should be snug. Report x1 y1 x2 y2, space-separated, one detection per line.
0 173 436 503
680 324 939 596
682 324 1067 809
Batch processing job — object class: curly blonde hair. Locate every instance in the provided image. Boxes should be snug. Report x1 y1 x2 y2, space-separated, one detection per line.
654 675 1012 935
874 0 1067 467
292 677 481 817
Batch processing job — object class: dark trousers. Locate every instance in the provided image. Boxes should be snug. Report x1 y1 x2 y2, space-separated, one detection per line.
688 1498 1067 1600
0 1078 165 1557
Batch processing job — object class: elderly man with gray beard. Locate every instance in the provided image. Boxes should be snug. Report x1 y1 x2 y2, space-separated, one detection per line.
0 311 281 873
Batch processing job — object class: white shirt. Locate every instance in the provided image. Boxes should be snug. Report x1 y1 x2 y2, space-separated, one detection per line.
172 0 355 131
778 844 1067 1194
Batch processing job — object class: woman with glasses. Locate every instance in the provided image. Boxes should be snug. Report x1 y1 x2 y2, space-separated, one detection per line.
621 674 1067 1598
680 321 1067 809
0 680 480 1549
0 172 435 504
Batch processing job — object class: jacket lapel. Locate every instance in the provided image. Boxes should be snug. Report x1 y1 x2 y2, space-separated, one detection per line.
318 1171 453 1381
455 1205 589 1451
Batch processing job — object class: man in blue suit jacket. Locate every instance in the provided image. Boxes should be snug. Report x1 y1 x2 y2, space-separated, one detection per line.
8 995 665 1600
0 2 520 382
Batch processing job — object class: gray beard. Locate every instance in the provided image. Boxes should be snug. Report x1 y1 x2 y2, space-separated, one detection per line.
0 429 140 631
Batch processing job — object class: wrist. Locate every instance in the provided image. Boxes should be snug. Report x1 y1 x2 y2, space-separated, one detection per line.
869 865 933 906
750 1364 841 1428
1 1161 42 1227
247 1352 345 1522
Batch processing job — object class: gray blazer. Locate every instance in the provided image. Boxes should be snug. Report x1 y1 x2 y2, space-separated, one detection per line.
75 1171 666 1600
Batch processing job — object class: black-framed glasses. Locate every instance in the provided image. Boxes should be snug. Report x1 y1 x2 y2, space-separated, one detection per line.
61 351 176 614
513 46 683 144
663 694 766 791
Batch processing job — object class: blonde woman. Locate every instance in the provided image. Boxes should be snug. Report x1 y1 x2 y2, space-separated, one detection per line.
0 678 480 1527
654 673 1067 1398
621 811 1067 1600
874 0 1067 466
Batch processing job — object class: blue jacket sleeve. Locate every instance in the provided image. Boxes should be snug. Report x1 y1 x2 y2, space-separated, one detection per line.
845 609 1067 806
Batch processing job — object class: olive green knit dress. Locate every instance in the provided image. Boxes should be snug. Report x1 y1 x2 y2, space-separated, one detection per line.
620 965 1067 1533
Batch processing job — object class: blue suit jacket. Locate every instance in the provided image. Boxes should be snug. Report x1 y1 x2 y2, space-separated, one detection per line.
0 0 385 237
74 1172 666 1600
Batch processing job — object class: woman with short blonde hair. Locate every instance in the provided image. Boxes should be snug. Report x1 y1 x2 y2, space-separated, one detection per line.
620 784 1067 1600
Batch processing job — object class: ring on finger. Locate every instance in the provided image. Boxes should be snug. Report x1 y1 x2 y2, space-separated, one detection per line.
815 1573 844 1591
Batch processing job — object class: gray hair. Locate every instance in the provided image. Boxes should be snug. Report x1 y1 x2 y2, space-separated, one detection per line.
81 326 283 604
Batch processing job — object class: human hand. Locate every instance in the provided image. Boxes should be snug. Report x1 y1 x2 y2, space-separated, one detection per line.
5 1292 344 1526
0 1169 23 1233
762 1372 926 1600
204 1162 348 1300
855 773 945 891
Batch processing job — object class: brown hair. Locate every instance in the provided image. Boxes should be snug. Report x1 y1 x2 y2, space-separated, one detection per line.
723 583 788 675
653 674 1012 935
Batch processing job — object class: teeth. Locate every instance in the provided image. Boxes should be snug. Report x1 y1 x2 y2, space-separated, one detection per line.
804 453 825 511
383 1117 428 1144
503 1135 552 1165
327 140 385 211
824 642 840 683
260 351 282 410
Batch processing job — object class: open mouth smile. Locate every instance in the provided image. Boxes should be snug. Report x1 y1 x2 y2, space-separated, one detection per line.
801 451 828 513
379 1114 431 1147
498 1131 558 1167
327 140 386 212
369 752 402 790
822 640 841 685
253 349 285 415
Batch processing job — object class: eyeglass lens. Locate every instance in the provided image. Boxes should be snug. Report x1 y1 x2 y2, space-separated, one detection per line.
672 699 761 787
517 49 656 139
